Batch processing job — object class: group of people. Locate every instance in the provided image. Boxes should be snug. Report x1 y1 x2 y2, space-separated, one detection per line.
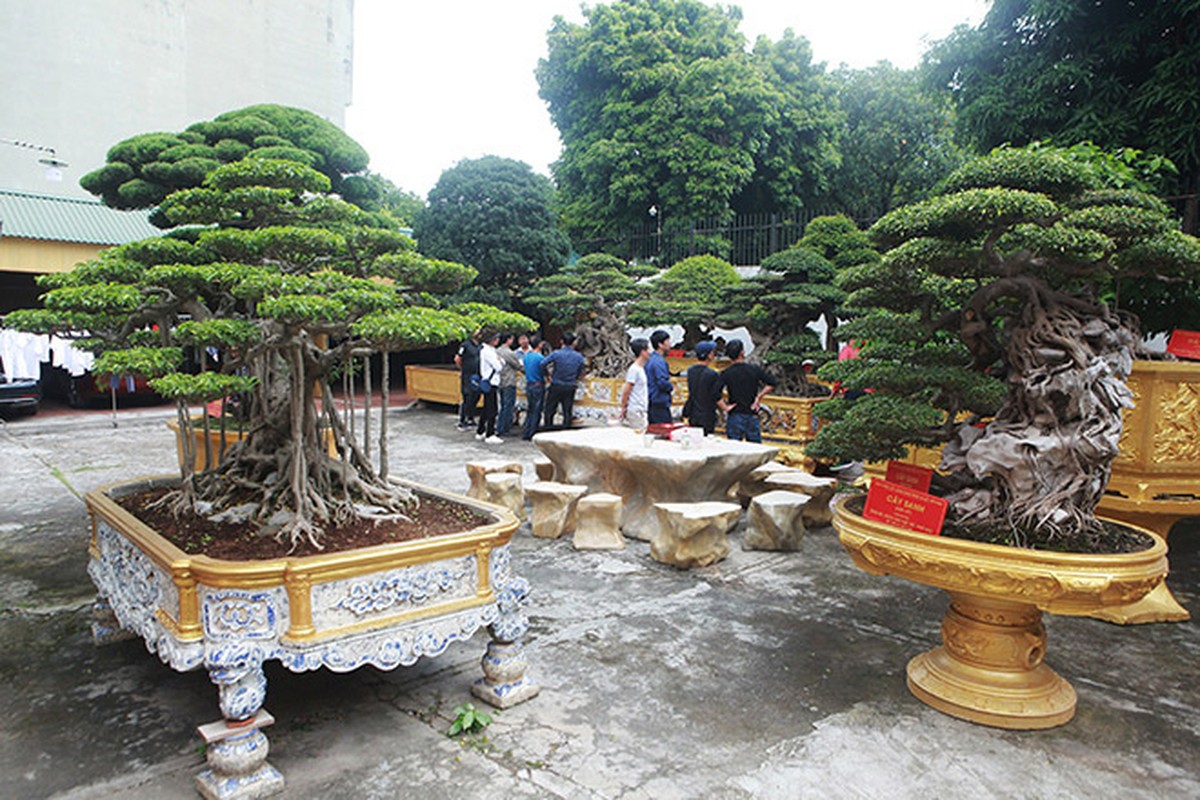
454 329 587 445
617 330 778 443
455 326 778 445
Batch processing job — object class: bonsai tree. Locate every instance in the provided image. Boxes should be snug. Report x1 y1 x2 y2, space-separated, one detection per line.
628 254 742 349
522 253 652 377
720 215 871 395
7 154 531 551
810 145 1200 551
79 104 378 220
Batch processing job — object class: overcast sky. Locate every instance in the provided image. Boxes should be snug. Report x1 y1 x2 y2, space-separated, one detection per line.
345 1 989 198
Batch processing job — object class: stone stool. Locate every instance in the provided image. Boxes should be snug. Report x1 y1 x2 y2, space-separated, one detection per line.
573 493 625 550
735 461 796 507
466 459 523 501
483 473 526 521
650 502 742 569
744 490 810 551
533 456 556 482
525 481 588 539
763 472 837 527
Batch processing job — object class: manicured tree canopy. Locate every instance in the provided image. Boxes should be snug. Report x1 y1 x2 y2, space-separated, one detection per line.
79 104 372 222
522 253 653 377
628 254 741 348
8 158 531 550
810 145 1200 551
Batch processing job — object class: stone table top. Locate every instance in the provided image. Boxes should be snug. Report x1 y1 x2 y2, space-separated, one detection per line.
533 427 777 540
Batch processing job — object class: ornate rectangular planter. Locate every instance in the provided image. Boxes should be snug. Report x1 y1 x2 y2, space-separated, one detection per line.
86 476 537 799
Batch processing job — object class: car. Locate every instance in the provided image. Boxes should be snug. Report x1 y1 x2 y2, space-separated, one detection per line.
0 371 41 416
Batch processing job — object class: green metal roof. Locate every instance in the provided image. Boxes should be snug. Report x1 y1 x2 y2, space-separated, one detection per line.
0 188 160 245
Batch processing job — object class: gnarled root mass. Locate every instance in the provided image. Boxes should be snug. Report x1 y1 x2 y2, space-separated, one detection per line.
941 284 1135 550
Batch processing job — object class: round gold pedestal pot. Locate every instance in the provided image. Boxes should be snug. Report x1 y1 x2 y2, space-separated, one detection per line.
832 497 1168 730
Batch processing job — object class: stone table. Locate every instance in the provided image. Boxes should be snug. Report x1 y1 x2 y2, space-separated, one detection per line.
534 427 777 541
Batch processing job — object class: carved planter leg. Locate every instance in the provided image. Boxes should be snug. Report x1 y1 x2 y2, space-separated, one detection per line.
196 659 284 800
905 592 1076 730
472 575 540 709
90 595 136 645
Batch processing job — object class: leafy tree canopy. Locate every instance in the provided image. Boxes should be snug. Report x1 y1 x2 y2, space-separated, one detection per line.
523 253 653 376
925 0 1200 229
537 0 840 241
414 156 570 305
826 62 967 224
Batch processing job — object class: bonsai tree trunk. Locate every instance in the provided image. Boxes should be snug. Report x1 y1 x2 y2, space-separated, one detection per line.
941 278 1136 547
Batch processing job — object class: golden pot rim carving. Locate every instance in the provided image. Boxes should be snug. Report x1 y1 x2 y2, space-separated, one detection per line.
832 495 1169 616
86 475 520 590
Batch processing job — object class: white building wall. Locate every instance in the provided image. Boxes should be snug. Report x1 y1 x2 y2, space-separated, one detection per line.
0 0 353 198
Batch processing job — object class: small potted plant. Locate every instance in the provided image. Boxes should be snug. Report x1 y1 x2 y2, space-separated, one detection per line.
810 143 1200 729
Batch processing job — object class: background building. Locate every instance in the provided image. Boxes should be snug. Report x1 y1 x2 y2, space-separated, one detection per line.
0 0 355 315
0 0 354 198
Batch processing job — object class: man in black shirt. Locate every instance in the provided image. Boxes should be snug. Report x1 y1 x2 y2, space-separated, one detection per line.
454 328 483 430
685 340 722 434
718 339 776 443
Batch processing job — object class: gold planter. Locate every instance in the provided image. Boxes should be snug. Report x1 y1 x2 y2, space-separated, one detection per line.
86 476 537 795
832 496 1168 729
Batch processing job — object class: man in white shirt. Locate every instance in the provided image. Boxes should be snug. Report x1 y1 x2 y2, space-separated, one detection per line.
617 338 651 429
475 332 505 443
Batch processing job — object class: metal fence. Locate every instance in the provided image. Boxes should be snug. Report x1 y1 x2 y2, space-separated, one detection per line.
574 209 841 267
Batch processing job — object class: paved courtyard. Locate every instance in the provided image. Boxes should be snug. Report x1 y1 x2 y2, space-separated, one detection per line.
1 403 1197 799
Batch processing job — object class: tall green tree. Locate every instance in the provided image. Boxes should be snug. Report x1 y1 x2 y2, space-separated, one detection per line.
827 63 966 224
536 0 840 243
415 156 570 306
925 0 1200 231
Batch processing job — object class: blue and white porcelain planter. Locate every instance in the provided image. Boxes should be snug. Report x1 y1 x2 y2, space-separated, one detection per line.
86 476 538 800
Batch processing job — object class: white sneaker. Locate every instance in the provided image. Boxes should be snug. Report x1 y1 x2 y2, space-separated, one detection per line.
475 433 485 441
485 435 504 445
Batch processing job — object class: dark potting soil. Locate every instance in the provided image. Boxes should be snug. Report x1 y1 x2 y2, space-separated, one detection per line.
843 495 1153 554
116 487 492 560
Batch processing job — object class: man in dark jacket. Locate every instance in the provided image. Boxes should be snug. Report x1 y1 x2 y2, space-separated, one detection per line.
718 339 776 443
646 329 674 424
542 332 586 429
685 340 722 434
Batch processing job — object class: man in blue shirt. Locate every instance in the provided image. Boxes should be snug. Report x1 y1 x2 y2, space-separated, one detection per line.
645 329 674 424
521 335 547 440
542 332 586 429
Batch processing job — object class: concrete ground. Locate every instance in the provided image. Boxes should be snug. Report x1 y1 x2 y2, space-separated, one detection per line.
1 403 1197 799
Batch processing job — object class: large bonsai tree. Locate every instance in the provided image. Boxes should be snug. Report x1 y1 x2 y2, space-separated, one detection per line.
522 253 652 377
810 145 1200 551
8 154 530 551
720 215 871 395
628 254 742 349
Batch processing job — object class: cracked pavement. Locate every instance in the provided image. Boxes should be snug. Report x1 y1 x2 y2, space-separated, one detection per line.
0 404 1197 799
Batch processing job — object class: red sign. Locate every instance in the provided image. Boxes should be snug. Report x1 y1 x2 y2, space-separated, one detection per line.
1167 329 1200 360
885 461 934 493
863 479 948 536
